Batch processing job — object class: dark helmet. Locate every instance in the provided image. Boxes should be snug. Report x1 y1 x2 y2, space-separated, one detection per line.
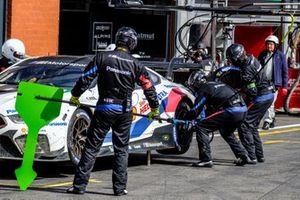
187 70 207 92
192 41 206 50
191 41 208 62
115 27 138 51
226 43 246 67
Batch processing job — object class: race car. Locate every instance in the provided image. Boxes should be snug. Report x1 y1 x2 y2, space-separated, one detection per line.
0 55 195 165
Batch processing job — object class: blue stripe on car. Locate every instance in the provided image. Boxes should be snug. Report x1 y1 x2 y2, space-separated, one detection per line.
103 96 167 143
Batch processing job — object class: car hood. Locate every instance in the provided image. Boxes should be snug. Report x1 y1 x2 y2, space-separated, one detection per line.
0 84 18 93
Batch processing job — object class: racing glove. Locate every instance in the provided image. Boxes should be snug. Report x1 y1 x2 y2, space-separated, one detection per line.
184 120 198 130
28 77 38 83
148 107 159 121
70 95 80 107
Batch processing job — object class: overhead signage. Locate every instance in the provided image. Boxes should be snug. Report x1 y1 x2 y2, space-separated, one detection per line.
92 22 113 51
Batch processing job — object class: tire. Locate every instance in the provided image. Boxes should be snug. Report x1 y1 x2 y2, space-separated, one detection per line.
157 100 193 154
67 109 91 165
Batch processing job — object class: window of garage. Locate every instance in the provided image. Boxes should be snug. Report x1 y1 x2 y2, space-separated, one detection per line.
59 0 174 61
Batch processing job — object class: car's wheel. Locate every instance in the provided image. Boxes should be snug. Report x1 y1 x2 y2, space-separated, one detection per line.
67 109 91 165
157 99 193 154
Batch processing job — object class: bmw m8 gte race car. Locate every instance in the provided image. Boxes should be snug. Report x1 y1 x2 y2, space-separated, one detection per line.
0 56 195 165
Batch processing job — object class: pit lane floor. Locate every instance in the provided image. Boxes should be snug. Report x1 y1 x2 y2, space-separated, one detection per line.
0 114 299 200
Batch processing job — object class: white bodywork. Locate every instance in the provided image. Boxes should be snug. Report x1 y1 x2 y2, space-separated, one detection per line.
0 56 194 161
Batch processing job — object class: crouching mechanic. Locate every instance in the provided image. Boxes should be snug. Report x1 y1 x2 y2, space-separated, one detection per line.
185 71 249 167
67 27 159 196
226 43 275 164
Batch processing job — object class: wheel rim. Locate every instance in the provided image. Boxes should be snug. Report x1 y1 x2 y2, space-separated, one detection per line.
71 117 89 159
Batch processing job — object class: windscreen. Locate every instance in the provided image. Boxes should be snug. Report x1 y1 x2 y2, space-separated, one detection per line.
0 57 90 88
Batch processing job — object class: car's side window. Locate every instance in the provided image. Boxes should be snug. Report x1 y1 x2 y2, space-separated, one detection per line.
148 70 160 85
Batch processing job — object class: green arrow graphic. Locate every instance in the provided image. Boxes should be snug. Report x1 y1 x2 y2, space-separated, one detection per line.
15 82 63 191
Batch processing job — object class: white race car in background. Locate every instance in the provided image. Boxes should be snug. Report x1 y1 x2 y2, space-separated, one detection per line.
0 56 195 165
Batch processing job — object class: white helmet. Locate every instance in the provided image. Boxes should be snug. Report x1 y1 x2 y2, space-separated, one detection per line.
1 38 26 62
265 35 279 45
105 43 116 51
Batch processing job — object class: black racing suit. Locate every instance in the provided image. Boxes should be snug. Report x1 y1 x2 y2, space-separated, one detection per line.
0 56 13 72
186 81 248 162
237 55 274 161
71 48 159 194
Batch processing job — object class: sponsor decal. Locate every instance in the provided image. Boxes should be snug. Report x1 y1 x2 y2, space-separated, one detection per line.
48 122 67 126
137 33 155 40
140 103 150 114
86 96 97 101
29 61 86 67
106 65 131 76
157 90 168 101
21 128 27 135
163 85 175 88
92 22 112 51
6 109 17 114
142 142 164 148
108 55 134 63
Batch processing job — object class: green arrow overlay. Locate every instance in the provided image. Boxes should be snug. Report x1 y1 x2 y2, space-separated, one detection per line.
15 82 63 191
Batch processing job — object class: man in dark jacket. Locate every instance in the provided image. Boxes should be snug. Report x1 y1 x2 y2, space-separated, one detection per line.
226 43 275 164
185 71 249 167
67 27 159 196
258 35 288 130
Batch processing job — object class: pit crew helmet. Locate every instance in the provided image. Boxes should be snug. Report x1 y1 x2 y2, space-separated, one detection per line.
187 70 207 93
226 43 246 67
115 27 138 51
265 35 279 45
1 38 26 62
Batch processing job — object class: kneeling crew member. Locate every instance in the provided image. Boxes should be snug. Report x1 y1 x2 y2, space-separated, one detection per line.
185 71 249 167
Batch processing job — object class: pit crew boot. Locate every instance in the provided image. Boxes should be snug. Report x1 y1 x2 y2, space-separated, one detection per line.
192 160 213 168
262 122 270 130
66 186 85 195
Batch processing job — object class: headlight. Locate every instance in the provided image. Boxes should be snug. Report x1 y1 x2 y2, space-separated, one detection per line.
8 114 23 123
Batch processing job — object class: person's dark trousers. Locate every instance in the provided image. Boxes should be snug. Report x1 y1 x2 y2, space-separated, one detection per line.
73 110 132 194
196 110 248 161
195 127 212 161
219 112 248 159
238 98 274 160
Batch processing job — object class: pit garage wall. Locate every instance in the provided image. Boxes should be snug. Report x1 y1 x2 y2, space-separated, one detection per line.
0 0 5 47
234 25 273 58
6 0 59 56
